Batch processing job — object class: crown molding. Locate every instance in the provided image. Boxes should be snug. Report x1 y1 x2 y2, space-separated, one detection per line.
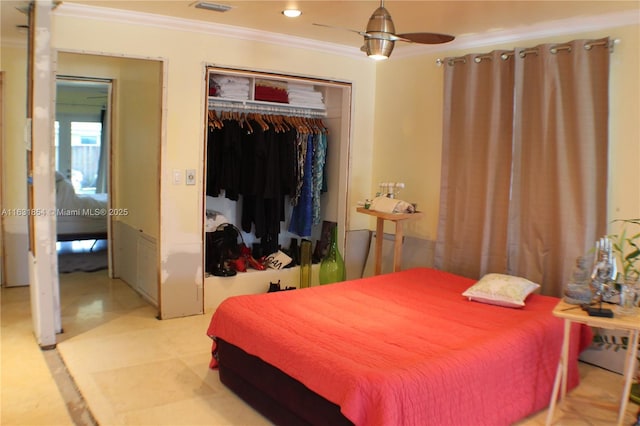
52 4 638 62
393 9 640 59
53 3 365 60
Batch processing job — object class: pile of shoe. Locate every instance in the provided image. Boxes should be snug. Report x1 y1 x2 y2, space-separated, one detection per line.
281 239 300 268
228 243 267 272
267 280 296 293
281 221 338 268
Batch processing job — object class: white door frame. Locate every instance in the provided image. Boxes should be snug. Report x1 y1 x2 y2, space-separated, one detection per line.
0 71 4 286
28 0 60 348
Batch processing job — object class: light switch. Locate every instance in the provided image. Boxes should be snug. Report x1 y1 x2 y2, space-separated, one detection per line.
173 169 182 185
186 169 196 185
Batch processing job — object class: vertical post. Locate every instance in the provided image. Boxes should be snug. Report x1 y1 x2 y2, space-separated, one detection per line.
560 319 571 399
546 318 571 426
374 217 384 275
393 221 403 272
619 330 639 425
28 0 60 348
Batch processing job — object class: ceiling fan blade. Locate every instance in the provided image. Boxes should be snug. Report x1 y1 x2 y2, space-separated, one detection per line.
396 32 455 44
312 23 367 37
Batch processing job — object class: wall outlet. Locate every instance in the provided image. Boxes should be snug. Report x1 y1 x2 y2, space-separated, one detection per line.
185 169 196 185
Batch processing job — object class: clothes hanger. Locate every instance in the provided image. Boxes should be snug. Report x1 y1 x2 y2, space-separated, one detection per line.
208 110 223 129
253 113 269 131
240 112 253 134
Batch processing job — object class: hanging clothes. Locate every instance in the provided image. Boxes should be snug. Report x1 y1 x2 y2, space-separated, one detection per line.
312 129 328 225
220 117 243 201
206 111 330 248
280 125 298 200
206 111 243 200
206 111 223 197
288 132 314 237
290 130 307 207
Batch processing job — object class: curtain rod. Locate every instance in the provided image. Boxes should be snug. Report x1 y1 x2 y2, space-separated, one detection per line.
436 38 620 66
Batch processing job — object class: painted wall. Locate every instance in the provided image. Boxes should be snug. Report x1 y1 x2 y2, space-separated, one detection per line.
373 24 640 243
56 52 161 240
111 57 161 240
0 45 29 286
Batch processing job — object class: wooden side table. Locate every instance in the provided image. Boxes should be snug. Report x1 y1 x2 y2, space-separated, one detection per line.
546 300 640 425
356 207 423 275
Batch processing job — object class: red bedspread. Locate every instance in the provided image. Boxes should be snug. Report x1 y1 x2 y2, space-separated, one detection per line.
207 267 591 426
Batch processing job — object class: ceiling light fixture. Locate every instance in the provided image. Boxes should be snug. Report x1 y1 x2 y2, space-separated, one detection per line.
282 9 302 18
314 0 454 60
194 2 232 13
363 4 395 60
363 39 393 60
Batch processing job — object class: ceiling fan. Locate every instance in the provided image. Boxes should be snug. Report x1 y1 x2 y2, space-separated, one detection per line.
314 0 454 60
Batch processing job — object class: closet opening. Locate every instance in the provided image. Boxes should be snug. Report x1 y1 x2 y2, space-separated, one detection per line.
202 66 352 310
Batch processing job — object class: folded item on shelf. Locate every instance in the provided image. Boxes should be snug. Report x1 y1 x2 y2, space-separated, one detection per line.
211 75 251 86
210 75 251 100
256 79 288 90
255 85 289 103
287 84 325 108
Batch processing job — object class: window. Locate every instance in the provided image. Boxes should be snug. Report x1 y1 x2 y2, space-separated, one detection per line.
55 121 102 194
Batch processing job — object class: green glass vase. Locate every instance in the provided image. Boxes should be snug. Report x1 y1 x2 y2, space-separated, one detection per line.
319 225 346 285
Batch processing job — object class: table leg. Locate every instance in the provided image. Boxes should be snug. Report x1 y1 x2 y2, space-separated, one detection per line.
374 217 384 275
560 320 570 400
618 329 639 425
546 319 571 426
393 220 404 272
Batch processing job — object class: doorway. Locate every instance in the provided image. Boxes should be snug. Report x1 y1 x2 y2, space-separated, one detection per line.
55 77 111 274
55 51 163 316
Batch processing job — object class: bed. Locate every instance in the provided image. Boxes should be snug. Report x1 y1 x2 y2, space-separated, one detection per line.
55 171 108 241
207 267 592 426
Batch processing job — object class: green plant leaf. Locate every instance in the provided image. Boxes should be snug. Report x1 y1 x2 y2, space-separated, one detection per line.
625 249 640 261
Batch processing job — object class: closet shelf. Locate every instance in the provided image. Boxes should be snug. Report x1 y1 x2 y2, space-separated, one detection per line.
208 97 327 117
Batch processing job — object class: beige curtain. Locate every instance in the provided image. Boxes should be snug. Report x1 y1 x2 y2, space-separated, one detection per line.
434 51 515 278
507 38 610 296
436 38 610 296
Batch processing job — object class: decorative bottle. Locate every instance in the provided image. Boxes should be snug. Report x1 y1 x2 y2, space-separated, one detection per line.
299 239 312 289
319 225 346 285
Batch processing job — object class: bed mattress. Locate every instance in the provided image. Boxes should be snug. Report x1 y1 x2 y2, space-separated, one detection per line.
208 267 590 425
55 171 108 240
56 216 107 236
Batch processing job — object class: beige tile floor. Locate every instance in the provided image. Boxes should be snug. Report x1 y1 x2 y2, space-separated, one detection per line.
2 270 639 425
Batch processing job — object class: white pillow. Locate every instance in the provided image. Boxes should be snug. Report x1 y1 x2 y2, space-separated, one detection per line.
462 273 540 308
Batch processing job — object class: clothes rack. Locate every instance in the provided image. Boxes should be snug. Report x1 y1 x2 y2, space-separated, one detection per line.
208 98 326 118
